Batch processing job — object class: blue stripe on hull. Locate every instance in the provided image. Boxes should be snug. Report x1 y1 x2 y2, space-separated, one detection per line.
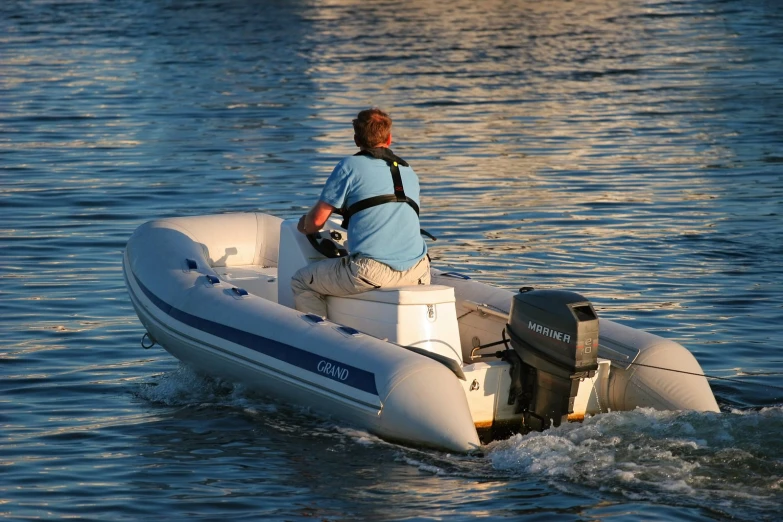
133 274 379 396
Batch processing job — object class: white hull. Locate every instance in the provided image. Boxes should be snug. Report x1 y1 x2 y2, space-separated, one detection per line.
123 213 719 452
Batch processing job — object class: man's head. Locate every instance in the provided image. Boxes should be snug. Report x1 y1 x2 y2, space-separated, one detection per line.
353 108 392 149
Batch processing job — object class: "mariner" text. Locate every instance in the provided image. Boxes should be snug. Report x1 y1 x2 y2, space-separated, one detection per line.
528 321 571 343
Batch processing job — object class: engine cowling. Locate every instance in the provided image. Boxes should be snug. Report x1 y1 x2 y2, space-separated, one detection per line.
505 288 599 431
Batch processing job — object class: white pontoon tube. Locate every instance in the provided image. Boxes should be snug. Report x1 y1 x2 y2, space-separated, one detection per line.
123 213 719 452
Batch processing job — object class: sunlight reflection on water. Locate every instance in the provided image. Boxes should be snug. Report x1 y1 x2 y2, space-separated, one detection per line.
2 0 782 519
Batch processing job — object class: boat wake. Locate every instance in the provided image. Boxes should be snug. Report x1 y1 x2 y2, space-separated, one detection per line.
135 365 783 519
134 365 254 409
133 364 383 445
404 406 783 518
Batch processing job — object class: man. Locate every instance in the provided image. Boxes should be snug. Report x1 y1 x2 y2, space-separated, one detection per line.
291 108 430 316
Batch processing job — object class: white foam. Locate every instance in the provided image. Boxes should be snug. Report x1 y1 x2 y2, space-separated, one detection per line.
483 406 783 513
135 364 228 406
333 426 383 447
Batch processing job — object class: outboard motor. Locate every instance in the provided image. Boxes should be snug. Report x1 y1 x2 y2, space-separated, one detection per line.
505 288 599 432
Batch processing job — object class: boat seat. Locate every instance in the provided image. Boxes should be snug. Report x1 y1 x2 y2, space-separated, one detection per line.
329 285 456 305
326 285 462 363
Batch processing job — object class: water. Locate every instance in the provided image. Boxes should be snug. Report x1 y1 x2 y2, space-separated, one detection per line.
2 0 782 519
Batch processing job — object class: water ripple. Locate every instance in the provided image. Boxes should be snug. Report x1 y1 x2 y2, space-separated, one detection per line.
2 0 783 519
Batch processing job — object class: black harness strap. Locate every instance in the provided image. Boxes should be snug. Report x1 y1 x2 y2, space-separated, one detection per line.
343 194 420 222
389 160 408 203
340 148 420 228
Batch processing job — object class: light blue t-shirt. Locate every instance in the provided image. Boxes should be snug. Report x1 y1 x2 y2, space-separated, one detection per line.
320 153 427 271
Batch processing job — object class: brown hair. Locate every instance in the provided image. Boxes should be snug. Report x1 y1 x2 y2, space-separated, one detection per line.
353 108 392 148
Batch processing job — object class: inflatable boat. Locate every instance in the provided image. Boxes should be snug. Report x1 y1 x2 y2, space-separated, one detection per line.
123 212 719 452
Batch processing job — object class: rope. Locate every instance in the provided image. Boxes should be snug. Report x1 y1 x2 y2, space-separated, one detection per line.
457 309 476 320
601 356 783 393
456 313 783 396
590 375 604 413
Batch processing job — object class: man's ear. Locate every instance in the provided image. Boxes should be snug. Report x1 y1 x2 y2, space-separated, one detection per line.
354 134 361 147
385 133 392 147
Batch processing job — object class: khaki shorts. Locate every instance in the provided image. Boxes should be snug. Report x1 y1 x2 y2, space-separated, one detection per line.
291 254 431 316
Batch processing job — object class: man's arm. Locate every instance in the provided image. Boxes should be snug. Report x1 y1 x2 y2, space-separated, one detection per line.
297 200 335 235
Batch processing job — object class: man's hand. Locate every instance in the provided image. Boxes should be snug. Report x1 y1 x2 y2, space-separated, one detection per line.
297 200 335 235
